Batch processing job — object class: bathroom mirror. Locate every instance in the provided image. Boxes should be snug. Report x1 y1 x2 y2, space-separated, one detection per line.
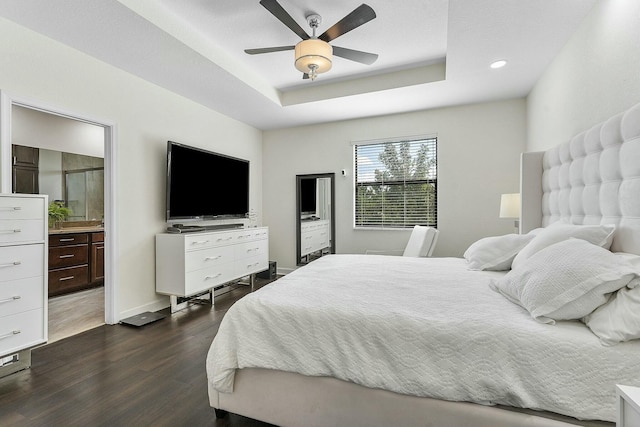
65 167 105 221
296 173 335 266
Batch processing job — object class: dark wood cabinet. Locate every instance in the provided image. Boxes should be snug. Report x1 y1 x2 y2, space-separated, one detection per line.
48 230 104 297
12 145 39 194
91 232 104 283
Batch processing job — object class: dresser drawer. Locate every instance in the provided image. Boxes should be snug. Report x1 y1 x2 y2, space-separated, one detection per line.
184 262 235 296
0 197 45 221
91 232 104 243
49 265 89 295
49 244 89 269
234 239 268 260
0 244 45 283
185 246 234 272
235 254 268 277
0 276 44 318
0 309 45 357
49 233 89 247
0 220 45 245
184 231 236 251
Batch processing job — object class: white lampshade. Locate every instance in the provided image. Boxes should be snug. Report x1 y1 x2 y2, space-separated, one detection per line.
295 39 332 75
499 193 520 219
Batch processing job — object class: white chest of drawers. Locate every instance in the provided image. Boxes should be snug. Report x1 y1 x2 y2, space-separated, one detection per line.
300 220 330 257
0 194 48 359
156 227 268 311
617 385 640 427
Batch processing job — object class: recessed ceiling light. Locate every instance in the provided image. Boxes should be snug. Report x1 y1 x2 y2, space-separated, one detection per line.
490 60 507 69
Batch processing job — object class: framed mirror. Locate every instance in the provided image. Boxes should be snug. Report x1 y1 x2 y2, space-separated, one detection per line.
296 173 335 266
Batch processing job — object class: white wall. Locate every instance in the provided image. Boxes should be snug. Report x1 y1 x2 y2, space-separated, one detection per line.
527 0 640 152
263 99 526 270
0 17 263 320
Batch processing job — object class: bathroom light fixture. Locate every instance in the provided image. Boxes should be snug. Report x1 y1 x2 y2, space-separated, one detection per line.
490 60 507 69
294 15 333 81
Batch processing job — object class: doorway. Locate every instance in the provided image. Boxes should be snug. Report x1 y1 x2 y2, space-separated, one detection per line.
0 90 117 329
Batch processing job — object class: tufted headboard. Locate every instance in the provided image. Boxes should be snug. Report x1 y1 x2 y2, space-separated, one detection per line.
521 102 640 255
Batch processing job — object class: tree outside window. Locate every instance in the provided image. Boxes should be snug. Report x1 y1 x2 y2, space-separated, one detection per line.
355 137 437 229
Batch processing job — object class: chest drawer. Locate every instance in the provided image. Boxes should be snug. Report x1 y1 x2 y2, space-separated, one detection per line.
0 276 44 318
0 197 45 221
184 231 236 251
0 220 45 245
184 262 235 295
48 265 89 296
235 254 268 277
0 309 45 357
49 244 89 269
49 233 89 247
185 246 234 272
234 239 268 260
0 244 45 282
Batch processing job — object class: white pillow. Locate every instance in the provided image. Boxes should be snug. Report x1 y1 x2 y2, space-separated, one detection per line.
490 238 638 324
583 278 640 346
464 233 536 271
511 223 616 269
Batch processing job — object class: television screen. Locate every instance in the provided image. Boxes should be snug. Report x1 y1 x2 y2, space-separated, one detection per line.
166 141 249 221
300 178 317 214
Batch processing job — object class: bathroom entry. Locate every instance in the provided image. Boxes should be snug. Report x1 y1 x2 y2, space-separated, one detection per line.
11 105 107 342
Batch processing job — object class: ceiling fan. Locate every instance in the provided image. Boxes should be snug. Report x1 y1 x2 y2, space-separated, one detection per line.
245 0 378 81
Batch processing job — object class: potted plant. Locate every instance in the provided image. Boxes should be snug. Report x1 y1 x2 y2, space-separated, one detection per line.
48 201 72 229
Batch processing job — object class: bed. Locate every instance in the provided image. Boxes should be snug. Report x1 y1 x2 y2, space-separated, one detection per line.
206 101 640 427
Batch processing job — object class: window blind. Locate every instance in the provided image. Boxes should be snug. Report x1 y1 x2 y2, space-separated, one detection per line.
354 137 437 229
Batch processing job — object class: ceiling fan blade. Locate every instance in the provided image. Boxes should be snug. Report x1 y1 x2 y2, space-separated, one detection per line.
245 46 295 55
259 0 310 40
318 4 376 42
332 46 378 65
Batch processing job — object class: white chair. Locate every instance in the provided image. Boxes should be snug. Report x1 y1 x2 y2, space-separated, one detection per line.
365 225 439 257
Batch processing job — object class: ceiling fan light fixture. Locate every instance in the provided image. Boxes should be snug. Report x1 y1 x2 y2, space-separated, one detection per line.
295 39 332 80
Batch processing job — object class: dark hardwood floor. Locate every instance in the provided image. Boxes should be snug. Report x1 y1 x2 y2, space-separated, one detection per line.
0 278 278 427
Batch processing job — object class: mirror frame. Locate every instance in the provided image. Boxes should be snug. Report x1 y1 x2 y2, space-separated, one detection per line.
296 173 336 266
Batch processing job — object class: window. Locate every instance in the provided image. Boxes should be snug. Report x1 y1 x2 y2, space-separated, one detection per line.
354 136 437 229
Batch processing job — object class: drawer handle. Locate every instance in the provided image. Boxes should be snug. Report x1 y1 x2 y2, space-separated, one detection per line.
0 229 21 234
59 276 75 281
0 261 21 267
205 273 222 280
0 330 20 340
191 240 210 245
204 255 221 261
59 238 75 242
0 295 21 304
246 247 260 253
246 262 260 268
0 206 21 211
59 254 75 259
215 237 233 242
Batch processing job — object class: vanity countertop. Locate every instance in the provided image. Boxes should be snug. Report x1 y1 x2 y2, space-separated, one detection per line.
48 226 104 235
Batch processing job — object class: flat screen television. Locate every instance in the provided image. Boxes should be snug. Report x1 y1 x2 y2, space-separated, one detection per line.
166 141 249 221
300 178 317 215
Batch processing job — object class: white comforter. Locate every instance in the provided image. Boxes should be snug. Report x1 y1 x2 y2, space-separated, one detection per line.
206 254 640 422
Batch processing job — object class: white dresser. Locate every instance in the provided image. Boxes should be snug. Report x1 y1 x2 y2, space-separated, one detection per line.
156 226 268 312
300 219 330 257
0 194 48 363
617 385 640 427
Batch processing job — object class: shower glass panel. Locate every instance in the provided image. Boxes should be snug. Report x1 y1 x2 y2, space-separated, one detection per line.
65 168 104 221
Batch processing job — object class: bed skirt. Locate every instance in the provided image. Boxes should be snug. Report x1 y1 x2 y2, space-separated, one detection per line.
208 368 613 427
